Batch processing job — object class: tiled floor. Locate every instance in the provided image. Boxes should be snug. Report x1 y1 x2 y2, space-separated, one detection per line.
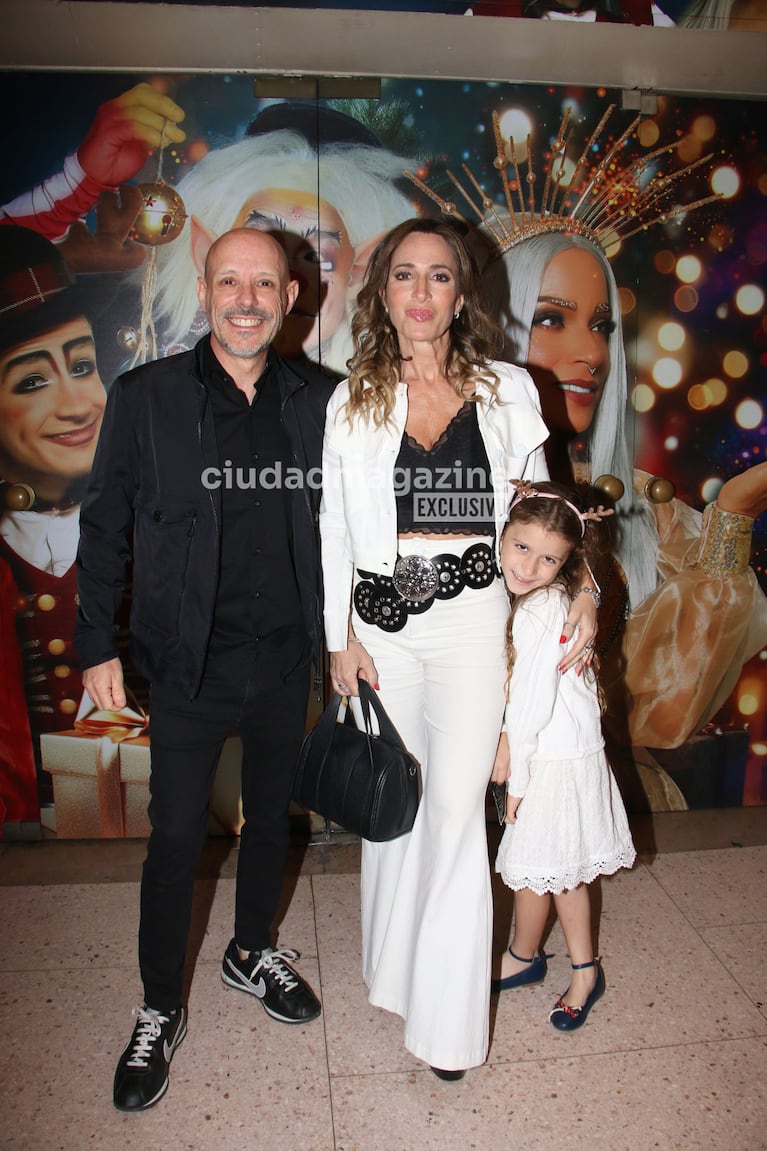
2 810 767 1151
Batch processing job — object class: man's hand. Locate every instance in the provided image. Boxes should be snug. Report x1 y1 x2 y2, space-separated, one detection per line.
78 82 186 188
82 658 127 711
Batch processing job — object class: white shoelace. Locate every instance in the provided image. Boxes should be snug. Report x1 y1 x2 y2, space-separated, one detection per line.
125 1006 168 1068
251 947 300 992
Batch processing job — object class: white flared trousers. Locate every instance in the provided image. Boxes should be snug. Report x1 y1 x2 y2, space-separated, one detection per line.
352 537 508 1072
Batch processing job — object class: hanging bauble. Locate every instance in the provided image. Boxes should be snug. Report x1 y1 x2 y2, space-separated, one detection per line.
116 326 139 351
593 474 625 503
2 482 36 512
645 476 675 504
130 183 187 246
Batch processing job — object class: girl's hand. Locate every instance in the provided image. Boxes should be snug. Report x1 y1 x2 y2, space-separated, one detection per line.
505 794 523 824
559 586 598 673
329 644 379 697
491 731 510 784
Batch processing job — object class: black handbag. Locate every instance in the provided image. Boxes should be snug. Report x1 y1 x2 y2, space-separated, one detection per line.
292 679 421 841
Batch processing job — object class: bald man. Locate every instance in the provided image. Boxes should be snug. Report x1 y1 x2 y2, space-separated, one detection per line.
76 229 335 1112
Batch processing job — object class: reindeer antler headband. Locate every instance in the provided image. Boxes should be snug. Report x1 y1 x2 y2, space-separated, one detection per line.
508 480 614 537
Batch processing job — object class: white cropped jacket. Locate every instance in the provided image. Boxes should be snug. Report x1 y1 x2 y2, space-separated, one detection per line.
320 360 550 651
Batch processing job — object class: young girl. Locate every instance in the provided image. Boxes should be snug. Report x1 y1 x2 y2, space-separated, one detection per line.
491 480 636 1031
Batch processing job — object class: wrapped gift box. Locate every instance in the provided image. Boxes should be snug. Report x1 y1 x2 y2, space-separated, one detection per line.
648 724 748 809
41 724 243 839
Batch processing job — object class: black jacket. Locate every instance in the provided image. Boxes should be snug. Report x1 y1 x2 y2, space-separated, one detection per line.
75 338 335 699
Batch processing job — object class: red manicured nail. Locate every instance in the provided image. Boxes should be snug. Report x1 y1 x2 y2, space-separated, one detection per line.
374 683 380 690
559 634 567 644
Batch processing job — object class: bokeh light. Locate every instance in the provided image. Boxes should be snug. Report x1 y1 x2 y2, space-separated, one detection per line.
618 286 636 316
654 249 676 275
703 377 727 405
735 399 764 429
658 321 686 351
735 284 765 316
677 134 703 164
631 384 655 413
723 350 749 378
637 119 660 148
676 255 702 284
702 477 724 503
738 689 759 718
653 357 683 388
674 285 699 312
711 165 740 198
688 383 713 410
496 108 534 163
692 115 716 142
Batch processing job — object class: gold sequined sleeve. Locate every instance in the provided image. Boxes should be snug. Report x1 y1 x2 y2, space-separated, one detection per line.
605 476 767 750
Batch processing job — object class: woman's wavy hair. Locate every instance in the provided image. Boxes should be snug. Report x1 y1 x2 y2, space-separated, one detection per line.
345 217 504 427
501 481 607 706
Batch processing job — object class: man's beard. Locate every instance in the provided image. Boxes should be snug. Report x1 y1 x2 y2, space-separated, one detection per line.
214 307 278 358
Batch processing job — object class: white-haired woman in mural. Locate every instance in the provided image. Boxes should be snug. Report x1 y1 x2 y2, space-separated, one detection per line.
679 0 767 28
485 229 767 808
154 109 416 374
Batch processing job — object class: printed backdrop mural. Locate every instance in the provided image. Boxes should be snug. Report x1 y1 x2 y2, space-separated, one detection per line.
0 71 765 836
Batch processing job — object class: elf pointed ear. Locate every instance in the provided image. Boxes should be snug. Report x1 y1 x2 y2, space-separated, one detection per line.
190 215 218 278
348 232 384 294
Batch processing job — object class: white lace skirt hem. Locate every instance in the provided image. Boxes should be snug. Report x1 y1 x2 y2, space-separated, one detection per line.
495 748 636 895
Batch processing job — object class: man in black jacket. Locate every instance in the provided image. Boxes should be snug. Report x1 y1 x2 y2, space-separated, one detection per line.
76 228 336 1112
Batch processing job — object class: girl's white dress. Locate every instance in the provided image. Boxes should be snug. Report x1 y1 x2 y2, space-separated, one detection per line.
496 586 636 894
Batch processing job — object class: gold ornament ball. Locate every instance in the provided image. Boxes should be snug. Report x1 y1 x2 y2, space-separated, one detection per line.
645 476 675 503
593 474 625 503
117 326 139 351
2 482 36 511
130 183 187 246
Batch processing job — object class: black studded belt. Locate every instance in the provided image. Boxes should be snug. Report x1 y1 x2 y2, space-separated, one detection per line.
353 543 498 632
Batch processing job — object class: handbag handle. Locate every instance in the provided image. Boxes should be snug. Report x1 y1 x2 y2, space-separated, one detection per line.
356 679 410 751
315 680 410 755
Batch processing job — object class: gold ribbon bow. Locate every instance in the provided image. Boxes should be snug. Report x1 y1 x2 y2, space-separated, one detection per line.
74 691 149 838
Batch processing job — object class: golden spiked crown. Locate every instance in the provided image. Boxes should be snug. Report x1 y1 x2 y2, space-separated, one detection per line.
405 104 721 255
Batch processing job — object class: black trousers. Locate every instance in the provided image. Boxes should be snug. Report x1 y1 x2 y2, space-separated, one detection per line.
139 645 310 1011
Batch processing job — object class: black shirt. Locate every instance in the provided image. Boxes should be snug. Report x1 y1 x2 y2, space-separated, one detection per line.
202 340 307 670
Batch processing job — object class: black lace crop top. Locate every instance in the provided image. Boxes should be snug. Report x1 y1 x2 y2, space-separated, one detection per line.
395 401 495 536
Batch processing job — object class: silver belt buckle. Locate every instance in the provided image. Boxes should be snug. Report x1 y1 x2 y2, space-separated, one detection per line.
393 554 439 603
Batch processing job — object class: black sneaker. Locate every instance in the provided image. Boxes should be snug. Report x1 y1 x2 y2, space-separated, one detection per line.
221 939 321 1024
113 1005 187 1112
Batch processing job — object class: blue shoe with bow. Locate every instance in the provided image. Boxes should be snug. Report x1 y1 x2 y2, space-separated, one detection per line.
549 959 605 1031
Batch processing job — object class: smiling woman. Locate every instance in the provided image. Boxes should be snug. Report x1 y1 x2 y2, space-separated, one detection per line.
0 225 107 825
